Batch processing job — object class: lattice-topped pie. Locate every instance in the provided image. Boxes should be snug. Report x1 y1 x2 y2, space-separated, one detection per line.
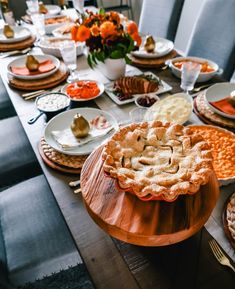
102 121 214 201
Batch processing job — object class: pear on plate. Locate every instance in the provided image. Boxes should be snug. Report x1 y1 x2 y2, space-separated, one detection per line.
39 2 48 14
26 55 40 72
144 35 155 53
71 114 90 138
3 24 14 39
228 90 235 108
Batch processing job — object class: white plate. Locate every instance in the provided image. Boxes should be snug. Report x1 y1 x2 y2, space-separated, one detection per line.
131 37 174 59
44 107 119 156
61 80 105 102
0 26 31 43
7 54 60 80
205 82 235 119
27 5 61 16
105 71 172 105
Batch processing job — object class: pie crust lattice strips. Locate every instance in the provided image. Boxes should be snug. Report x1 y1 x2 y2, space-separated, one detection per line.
226 192 235 242
102 121 213 202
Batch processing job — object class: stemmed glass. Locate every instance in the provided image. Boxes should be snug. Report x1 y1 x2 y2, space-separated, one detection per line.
60 40 79 83
180 61 201 94
31 13 45 41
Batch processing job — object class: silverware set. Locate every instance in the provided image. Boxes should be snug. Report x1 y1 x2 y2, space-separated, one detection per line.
68 179 81 194
0 47 31 59
21 84 63 101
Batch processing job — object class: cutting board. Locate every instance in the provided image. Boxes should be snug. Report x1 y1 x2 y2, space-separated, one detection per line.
80 145 220 246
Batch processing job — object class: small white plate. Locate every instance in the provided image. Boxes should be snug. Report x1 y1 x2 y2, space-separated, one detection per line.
7 54 60 80
27 5 61 16
105 71 172 105
205 82 235 119
61 80 105 102
131 37 174 59
0 26 31 44
44 107 119 156
45 15 72 34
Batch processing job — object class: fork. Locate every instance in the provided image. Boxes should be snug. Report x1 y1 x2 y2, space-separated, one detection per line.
191 83 212 93
209 239 235 272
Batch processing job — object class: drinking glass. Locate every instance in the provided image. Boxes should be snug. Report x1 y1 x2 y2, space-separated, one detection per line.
180 61 201 94
60 41 79 83
72 0 84 13
31 13 45 39
26 0 39 14
129 107 155 123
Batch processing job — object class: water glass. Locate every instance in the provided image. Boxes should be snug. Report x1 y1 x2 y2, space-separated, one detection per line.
72 0 84 13
31 13 45 38
26 0 39 14
129 107 155 123
180 61 201 93
60 41 79 83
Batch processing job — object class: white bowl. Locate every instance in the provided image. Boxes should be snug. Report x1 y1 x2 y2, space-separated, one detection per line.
166 56 222 83
7 54 60 80
134 93 160 108
205 82 235 119
44 15 72 34
27 5 61 16
38 37 84 58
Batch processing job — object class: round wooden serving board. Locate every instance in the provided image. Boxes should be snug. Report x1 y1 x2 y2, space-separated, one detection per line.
81 145 220 246
222 192 235 249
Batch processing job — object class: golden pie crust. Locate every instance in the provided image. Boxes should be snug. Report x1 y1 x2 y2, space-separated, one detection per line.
226 192 235 241
102 121 213 201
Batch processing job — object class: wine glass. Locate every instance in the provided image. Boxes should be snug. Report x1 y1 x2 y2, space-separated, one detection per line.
180 61 201 94
60 40 79 83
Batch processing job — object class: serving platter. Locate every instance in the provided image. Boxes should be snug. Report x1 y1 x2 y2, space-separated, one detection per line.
81 145 220 246
27 5 61 16
0 26 31 44
105 71 172 105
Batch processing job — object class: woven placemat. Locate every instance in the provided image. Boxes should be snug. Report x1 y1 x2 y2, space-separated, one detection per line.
195 92 235 129
129 49 177 68
8 62 69 91
0 35 36 52
40 137 88 169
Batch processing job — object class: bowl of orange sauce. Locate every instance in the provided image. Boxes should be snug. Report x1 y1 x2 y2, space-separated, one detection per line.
166 56 222 82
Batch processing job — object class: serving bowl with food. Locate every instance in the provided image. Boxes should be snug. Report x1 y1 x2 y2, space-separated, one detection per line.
205 82 235 119
38 37 84 58
166 56 222 82
28 92 70 124
44 15 72 34
61 80 105 102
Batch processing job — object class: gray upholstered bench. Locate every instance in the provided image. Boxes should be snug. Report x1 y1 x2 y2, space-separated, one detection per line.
0 175 86 288
0 76 16 120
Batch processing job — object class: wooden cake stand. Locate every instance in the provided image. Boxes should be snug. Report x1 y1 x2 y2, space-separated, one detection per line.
80 146 220 246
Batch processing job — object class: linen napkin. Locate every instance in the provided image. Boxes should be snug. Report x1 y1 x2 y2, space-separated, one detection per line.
210 97 235 116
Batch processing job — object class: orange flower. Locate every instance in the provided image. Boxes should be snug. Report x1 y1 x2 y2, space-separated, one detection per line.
90 24 100 37
131 32 142 47
76 25 91 42
127 21 138 35
109 11 120 24
100 21 116 39
71 25 78 41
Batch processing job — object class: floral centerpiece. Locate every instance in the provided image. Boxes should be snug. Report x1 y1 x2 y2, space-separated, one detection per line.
71 9 141 79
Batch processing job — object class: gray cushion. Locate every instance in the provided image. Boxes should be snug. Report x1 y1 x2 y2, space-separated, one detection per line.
0 175 81 286
139 0 185 41
0 76 16 120
0 116 41 188
186 0 235 80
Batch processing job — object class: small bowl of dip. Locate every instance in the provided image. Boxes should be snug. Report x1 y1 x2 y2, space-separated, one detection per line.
134 93 159 108
28 92 70 124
